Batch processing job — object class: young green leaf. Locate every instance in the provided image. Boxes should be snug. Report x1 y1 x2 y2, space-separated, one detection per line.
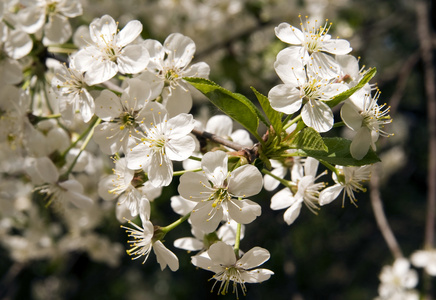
294 137 380 166
328 68 377 108
251 87 283 134
184 77 262 140
288 127 328 152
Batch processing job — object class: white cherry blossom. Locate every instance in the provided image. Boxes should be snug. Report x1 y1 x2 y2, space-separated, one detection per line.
140 33 210 116
121 204 179 271
126 102 196 187
17 0 82 45
319 165 372 207
191 241 273 297
178 151 262 233
411 249 436 276
269 49 347 132
74 15 149 85
376 258 418 300
270 157 325 225
26 157 93 209
341 89 392 160
93 78 155 154
51 57 94 123
274 16 352 78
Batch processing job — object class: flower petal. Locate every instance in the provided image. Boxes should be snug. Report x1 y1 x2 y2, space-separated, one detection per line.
208 241 236 266
283 201 303 225
116 20 142 47
350 127 371 160
153 240 179 271
301 99 333 133
228 165 263 197
268 84 302 114
275 23 304 45
238 246 270 269
227 199 261 225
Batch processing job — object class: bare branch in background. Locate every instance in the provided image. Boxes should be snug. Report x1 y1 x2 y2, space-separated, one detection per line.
416 0 436 252
370 163 404 260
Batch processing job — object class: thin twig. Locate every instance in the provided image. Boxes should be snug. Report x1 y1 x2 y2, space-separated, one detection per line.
191 128 245 151
370 163 404 259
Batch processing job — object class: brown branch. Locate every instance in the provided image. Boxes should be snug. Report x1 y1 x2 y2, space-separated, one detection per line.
416 2 436 298
370 163 404 259
191 128 245 151
417 0 436 252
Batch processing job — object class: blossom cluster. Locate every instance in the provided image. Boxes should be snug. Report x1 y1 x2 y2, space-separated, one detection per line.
0 3 431 298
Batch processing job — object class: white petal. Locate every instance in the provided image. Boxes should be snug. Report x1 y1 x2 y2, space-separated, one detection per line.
17 6 45 34
59 180 93 209
90 15 117 45
84 60 118 85
183 62 210 78
227 199 261 225
228 165 263 197
94 90 122 120
201 151 228 186
126 142 149 170
4 29 33 59
98 175 118 201
274 48 306 85
93 122 124 154
321 39 352 55
230 130 253 147
350 127 371 160
164 33 196 69
241 269 274 283
411 250 429 268
319 185 343 206
116 20 142 47
153 240 179 271
166 136 195 161
270 188 295 210
25 157 59 185
43 15 71 45
206 115 233 137
283 201 303 225
162 85 193 117
190 201 223 233
166 113 195 138
263 165 287 191
208 241 236 266
268 84 302 114
178 172 212 201
147 153 173 187
78 89 95 123
174 237 204 252
117 44 149 74
238 247 270 269
191 253 216 271
275 23 304 45
341 101 363 131
311 52 341 79
304 157 319 178
301 100 333 133
170 195 196 216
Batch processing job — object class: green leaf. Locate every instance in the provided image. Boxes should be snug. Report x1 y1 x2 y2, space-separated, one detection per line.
328 68 377 107
251 87 283 133
294 137 380 166
184 77 262 140
289 127 328 152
